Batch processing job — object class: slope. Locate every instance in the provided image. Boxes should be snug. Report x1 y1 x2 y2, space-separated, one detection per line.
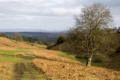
0 37 120 80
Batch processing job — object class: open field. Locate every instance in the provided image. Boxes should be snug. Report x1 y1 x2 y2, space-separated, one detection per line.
0 37 120 80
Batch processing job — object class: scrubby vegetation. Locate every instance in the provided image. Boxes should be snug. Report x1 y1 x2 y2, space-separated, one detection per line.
49 4 120 70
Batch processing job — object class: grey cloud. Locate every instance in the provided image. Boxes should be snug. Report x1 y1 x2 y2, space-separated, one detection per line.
0 0 119 31
0 0 83 16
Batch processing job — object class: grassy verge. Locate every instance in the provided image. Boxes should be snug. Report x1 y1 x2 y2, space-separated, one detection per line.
0 49 24 62
0 47 34 63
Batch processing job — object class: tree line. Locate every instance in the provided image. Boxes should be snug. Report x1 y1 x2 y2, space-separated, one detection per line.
0 32 42 44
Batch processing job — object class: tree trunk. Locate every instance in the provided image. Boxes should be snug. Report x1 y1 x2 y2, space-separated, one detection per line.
86 55 93 67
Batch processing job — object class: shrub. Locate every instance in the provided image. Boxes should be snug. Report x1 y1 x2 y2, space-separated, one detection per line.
56 35 66 45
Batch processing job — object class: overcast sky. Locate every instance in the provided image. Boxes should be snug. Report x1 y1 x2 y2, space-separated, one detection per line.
0 0 119 32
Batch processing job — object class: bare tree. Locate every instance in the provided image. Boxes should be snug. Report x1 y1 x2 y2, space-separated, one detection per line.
75 4 113 66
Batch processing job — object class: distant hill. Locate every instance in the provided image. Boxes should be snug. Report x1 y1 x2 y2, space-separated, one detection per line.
3 32 68 42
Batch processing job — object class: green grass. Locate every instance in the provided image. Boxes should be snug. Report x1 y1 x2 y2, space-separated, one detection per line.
58 52 86 63
0 47 34 63
16 47 33 54
58 52 77 60
92 62 105 67
22 74 46 80
58 51 105 67
0 49 24 62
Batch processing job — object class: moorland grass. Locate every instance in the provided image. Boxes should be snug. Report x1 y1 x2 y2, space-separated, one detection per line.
0 48 47 80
